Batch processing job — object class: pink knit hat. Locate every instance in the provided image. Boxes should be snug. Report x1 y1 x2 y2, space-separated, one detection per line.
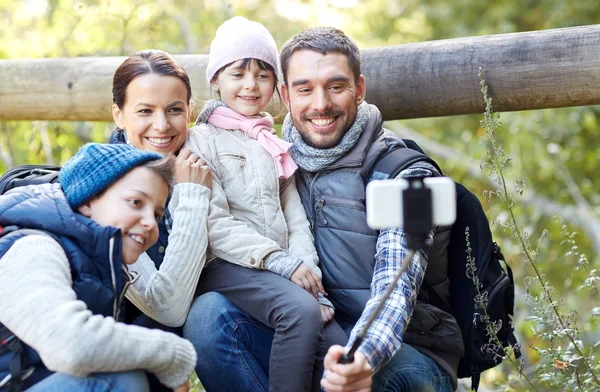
206 16 279 83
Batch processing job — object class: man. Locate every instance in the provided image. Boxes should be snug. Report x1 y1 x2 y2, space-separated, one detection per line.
185 27 463 392
279 26 462 392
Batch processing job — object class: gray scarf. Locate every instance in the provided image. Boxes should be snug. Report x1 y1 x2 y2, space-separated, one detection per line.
282 102 370 172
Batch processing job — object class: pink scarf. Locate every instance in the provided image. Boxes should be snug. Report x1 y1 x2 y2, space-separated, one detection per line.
207 106 298 179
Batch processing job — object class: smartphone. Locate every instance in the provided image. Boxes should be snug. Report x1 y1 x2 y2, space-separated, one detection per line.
366 177 456 229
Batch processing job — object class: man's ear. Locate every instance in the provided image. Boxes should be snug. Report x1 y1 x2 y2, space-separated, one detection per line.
77 202 93 218
112 104 125 130
356 74 366 105
281 83 291 111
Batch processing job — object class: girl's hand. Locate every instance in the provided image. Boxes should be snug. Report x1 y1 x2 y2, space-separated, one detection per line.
172 380 190 392
320 304 334 324
290 262 324 299
175 147 212 187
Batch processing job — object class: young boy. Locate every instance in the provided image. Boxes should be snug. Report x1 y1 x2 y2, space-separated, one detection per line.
0 143 195 392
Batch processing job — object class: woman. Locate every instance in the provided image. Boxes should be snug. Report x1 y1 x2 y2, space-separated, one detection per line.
109 50 212 391
109 49 211 327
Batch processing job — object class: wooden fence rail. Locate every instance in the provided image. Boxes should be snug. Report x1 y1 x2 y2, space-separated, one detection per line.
1 24 600 122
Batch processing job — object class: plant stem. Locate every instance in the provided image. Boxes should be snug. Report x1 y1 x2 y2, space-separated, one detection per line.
479 72 600 387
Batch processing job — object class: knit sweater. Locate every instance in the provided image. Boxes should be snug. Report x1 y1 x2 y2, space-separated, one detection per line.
0 235 196 388
124 182 211 327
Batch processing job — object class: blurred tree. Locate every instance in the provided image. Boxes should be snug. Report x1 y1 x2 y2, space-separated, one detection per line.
2 1 600 389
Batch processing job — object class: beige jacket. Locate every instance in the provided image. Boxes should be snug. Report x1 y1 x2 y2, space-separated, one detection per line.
186 123 320 277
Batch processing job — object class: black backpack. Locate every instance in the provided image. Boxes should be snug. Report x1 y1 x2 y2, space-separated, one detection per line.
0 165 61 195
0 227 54 392
0 165 61 391
368 140 520 391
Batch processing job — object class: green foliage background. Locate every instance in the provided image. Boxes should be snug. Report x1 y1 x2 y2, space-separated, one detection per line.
2 0 600 389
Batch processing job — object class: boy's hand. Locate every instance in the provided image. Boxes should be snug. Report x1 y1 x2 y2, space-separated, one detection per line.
321 346 372 392
172 379 190 392
175 147 212 187
320 304 334 324
290 262 323 299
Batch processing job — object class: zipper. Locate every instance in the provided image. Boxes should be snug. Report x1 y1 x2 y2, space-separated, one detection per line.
119 266 140 313
220 153 246 167
107 235 131 321
108 237 119 320
320 196 366 211
487 273 509 306
308 172 322 235
274 168 288 248
315 199 327 225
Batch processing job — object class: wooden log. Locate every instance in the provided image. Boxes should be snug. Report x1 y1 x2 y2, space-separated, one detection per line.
1 24 600 122
362 24 600 119
0 55 211 122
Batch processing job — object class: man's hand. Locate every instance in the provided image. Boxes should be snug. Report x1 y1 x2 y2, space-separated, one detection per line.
174 147 212 187
290 262 324 299
320 304 334 324
321 345 372 392
172 379 190 392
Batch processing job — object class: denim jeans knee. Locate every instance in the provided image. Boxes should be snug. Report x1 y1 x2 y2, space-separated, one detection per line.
26 370 149 392
372 343 453 392
183 292 272 392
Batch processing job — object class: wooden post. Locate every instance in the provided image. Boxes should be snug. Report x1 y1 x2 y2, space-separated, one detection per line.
1 24 600 122
362 24 600 119
0 55 211 122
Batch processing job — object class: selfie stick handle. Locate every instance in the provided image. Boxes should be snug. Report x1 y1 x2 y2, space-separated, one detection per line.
338 248 417 364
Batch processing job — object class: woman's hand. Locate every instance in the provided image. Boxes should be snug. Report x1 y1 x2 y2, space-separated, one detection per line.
172 380 190 392
174 147 212 187
290 262 324 299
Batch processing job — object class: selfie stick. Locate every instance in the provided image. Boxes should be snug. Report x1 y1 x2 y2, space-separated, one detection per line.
338 177 432 365
338 248 416 364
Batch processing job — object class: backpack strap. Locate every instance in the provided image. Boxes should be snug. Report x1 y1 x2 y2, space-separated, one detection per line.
421 280 453 314
368 140 450 308
0 226 55 391
495 242 522 362
401 138 426 154
367 139 443 183
367 139 451 308
0 226 57 257
3 328 25 392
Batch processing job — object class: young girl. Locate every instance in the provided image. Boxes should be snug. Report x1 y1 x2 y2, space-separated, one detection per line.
0 143 195 392
185 16 347 392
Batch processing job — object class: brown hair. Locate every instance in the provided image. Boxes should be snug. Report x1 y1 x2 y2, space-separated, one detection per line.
279 27 361 84
141 156 175 196
112 49 193 109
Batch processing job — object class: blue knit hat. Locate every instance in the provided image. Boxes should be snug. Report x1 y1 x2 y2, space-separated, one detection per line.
59 143 163 209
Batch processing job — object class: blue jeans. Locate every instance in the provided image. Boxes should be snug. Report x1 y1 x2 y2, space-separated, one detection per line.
193 261 347 392
372 343 453 392
26 370 149 392
184 292 452 392
184 292 272 392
